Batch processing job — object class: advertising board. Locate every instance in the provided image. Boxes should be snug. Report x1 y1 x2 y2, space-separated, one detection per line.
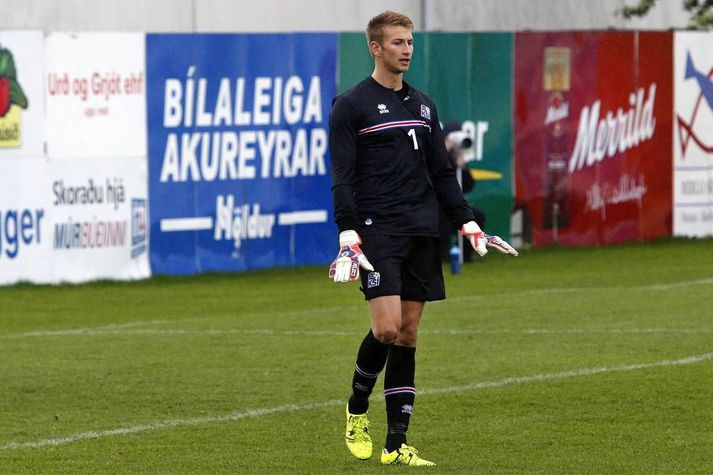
673 32 713 237
147 33 337 274
45 33 146 159
515 32 673 246
48 157 150 283
0 31 44 159
0 158 51 285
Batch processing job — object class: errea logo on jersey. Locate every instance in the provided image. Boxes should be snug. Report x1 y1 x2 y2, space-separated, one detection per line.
378 104 389 114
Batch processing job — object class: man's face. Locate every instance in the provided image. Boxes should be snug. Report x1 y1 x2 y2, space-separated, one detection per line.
373 25 413 75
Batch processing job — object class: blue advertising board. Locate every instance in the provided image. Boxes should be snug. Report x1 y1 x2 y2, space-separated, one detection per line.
146 34 337 274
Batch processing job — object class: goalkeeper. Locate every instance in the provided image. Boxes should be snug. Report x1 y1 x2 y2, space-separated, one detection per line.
328 10 517 467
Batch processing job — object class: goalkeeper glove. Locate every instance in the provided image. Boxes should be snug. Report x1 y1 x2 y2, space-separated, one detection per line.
461 221 519 257
328 230 374 283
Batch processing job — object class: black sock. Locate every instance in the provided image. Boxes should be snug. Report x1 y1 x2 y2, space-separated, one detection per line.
384 345 416 452
348 330 391 414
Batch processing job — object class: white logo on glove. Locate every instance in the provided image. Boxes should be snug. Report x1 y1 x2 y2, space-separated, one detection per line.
461 221 519 257
328 230 375 283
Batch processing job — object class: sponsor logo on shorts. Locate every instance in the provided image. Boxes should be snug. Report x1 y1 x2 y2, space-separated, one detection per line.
367 271 380 288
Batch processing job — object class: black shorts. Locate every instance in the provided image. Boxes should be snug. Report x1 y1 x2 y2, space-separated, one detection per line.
359 234 445 302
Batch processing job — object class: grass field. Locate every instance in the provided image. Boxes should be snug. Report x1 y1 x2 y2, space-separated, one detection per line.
1 238 712 473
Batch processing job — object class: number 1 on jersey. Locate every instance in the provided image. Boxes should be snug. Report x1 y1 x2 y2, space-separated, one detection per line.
407 128 419 150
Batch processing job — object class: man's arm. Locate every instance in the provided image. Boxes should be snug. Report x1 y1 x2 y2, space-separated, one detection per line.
329 96 359 232
427 105 518 257
328 96 375 281
425 107 474 227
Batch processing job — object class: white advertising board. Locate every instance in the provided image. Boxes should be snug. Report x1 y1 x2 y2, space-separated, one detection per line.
674 32 713 237
45 32 146 159
0 31 45 159
47 156 150 283
0 158 52 285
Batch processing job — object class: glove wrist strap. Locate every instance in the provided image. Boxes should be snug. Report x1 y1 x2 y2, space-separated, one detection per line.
461 221 483 237
339 230 361 247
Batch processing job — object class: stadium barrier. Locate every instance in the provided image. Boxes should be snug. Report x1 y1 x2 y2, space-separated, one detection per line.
0 30 711 285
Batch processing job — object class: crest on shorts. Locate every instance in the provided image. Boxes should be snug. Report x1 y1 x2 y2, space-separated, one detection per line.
420 104 431 120
367 271 381 288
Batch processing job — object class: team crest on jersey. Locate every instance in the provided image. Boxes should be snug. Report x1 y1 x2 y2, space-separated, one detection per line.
378 103 389 114
367 272 381 288
420 104 431 120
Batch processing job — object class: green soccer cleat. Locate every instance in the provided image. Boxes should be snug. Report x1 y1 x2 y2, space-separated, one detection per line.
345 406 372 460
380 444 435 466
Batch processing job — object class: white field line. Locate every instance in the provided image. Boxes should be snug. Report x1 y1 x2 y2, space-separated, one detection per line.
427 328 713 335
442 276 713 303
6 327 711 338
0 307 348 340
1 351 711 451
421 352 713 396
2 276 711 341
642 277 713 290
0 400 342 451
0 319 183 340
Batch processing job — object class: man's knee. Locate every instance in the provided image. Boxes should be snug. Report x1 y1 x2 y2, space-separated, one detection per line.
372 326 399 344
396 326 418 346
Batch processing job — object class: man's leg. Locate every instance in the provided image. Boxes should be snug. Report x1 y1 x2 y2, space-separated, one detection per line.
383 300 423 451
348 296 401 414
380 300 434 465
345 295 401 460
379 236 439 466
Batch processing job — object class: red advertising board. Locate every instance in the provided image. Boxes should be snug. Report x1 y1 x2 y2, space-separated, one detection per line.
514 32 673 247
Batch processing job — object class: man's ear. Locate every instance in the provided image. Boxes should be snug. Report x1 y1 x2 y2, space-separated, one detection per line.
369 40 382 58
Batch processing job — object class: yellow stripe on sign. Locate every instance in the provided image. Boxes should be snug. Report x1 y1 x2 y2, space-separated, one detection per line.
470 169 503 181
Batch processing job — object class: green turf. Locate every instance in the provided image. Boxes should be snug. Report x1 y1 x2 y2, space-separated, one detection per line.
1 238 712 473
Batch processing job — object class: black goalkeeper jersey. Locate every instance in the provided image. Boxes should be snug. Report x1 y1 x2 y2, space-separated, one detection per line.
329 76 474 237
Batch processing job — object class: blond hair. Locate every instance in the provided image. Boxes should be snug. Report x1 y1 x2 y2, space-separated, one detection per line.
365 11 414 47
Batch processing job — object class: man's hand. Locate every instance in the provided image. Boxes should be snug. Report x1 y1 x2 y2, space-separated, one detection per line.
461 221 519 257
484 233 519 256
328 230 374 283
461 221 488 256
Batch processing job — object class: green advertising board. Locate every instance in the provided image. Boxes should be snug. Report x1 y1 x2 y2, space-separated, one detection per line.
339 32 514 240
